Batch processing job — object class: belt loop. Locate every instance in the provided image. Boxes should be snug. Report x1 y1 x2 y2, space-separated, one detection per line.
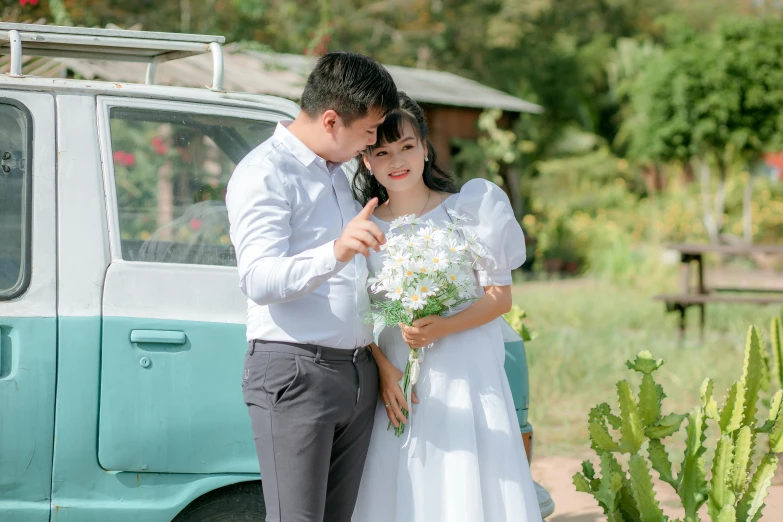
315 346 322 364
248 340 256 355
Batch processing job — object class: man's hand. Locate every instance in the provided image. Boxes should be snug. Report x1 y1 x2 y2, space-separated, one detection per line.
400 315 450 348
378 358 419 428
334 197 386 262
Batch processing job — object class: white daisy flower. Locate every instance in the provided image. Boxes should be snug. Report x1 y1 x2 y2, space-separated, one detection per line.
416 262 432 276
403 292 426 310
404 234 426 250
447 209 470 222
401 264 418 280
384 234 408 248
424 220 446 237
415 278 439 297
385 251 411 269
386 280 406 301
428 251 451 269
464 231 493 260
389 214 417 231
446 236 467 254
416 226 437 244
444 268 463 285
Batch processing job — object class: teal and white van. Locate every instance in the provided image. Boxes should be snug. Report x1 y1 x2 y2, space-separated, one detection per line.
0 23 553 521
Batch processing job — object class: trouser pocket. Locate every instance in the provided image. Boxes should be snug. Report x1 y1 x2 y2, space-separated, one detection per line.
262 352 301 408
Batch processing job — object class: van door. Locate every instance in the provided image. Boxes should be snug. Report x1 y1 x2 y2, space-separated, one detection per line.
0 92 57 522
95 96 286 473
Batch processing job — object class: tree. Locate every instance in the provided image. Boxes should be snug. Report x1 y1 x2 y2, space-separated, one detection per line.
624 18 783 244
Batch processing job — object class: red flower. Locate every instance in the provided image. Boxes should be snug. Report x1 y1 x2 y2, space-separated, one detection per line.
150 136 169 155
19 0 39 5
189 218 202 231
112 151 136 167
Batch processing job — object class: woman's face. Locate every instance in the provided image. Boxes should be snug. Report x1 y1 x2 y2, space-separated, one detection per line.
363 119 427 196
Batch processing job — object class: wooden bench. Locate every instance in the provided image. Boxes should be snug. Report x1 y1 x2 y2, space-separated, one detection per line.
655 243 783 340
654 293 783 339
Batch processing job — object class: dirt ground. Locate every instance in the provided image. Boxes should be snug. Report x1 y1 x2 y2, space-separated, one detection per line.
532 456 783 522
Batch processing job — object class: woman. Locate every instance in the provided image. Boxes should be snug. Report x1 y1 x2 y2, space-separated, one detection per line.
352 93 542 522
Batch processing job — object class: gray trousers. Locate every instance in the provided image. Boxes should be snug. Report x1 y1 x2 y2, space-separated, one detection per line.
243 340 379 522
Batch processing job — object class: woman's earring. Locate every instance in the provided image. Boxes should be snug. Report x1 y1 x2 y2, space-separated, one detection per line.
425 157 429 162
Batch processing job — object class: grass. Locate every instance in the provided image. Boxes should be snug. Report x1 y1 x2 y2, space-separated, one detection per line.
512 276 782 459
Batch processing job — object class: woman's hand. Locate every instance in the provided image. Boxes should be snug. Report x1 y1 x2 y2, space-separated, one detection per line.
400 315 450 348
378 359 418 428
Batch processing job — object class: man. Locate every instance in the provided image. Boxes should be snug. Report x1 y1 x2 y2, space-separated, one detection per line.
226 51 398 522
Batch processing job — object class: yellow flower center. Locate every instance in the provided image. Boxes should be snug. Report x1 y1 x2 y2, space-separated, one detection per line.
411 295 419 302
421 286 429 293
406 270 414 277
432 258 440 263
449 275 457 281
420 267 428 273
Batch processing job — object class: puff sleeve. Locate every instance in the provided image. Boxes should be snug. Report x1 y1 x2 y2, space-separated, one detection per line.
452 179 526 286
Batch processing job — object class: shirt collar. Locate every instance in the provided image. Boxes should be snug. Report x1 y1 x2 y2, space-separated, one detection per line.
275 120 340 172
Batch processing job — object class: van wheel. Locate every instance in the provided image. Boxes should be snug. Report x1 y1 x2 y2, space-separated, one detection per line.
173 481 266 521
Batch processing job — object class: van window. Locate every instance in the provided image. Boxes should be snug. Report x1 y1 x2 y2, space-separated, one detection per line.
108 108 275 266
0 102 31 299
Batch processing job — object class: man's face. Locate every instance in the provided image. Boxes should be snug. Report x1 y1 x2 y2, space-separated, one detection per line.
328 110 386 164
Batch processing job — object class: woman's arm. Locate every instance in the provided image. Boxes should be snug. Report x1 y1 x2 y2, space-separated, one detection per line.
369 342 418 428
400 285 512 348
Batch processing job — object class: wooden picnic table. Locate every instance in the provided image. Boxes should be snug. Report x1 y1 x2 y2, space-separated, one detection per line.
654 243 783 340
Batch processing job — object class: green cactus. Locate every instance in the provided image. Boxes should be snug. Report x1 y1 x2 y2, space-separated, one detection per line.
741 327 765 427
573 326 783 522
772 314 783 390
720 382 745 435
730 427 753 497
618 380 646 454
770 403 783 454
708 435 736 521
736 453 778 521
679 407 709 521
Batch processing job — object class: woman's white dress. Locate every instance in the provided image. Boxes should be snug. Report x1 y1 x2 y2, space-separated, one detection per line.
352 179 543 522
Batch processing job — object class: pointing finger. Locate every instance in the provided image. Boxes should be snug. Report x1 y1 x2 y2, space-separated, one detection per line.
357 197 378 220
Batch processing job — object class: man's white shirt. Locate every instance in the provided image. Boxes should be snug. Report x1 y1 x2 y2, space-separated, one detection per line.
227 122 373 349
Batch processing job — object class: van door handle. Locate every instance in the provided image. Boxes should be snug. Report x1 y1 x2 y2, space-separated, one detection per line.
130 330 187 345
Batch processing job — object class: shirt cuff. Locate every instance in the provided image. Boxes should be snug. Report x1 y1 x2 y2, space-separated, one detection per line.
477 269 513 287
314 240 347 275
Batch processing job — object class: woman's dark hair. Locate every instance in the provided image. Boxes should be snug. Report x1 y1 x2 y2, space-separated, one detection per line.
301 51 398 125
352 92 457 205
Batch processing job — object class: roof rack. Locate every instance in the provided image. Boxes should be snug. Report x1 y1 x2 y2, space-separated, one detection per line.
0 23 225 91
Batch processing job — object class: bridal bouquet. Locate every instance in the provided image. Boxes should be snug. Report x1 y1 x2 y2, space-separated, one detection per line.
367 209 491 437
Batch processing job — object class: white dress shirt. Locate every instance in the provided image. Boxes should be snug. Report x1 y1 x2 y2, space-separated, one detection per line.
226 122 373 349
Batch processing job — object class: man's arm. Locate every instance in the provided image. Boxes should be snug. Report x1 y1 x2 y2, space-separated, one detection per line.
227 162 386 306
227 162 342 305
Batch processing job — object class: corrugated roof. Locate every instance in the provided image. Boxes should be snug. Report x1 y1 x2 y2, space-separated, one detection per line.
1 39 542 113
240 50 543 114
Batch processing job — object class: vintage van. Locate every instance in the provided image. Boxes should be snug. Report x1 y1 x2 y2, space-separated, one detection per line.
0 22 554 521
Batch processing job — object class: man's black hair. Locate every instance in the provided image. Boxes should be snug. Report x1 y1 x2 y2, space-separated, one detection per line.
301 51 399 125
